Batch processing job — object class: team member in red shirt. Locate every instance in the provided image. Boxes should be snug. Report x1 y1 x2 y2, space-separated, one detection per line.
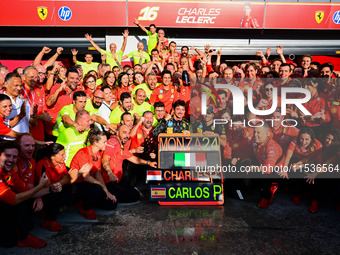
301 55 312 77
0 141 49 248
15 134 36 188
284 128 322 168
256 82 281 114
294 129 340 213
116 72 133 101
252 123 284 171
270 108 299 152
102 125 157 203
150 70 179 113
251 123 284 208
82 74 97 99
238 63 263 97
102 71 118 102
277 63 292 89
130 111 156 157
45 68 81 139
325 86 340 129
300 77 331 139
0 94 22 139
281 128 322 205
70 130 117 220
128 111 157 186
36 143 80 231
224 117 253 165
22 66 52 142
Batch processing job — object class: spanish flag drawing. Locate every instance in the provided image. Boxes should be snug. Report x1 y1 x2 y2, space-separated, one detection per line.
151 187 166 198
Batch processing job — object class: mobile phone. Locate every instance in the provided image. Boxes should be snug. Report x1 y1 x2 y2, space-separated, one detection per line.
41 165 46 175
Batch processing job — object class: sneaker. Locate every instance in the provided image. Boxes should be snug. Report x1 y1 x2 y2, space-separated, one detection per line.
258 198 270 208
41 220 62 232
308 200 319 213
292 195 301 205
17 234 46 249
79 208 97 220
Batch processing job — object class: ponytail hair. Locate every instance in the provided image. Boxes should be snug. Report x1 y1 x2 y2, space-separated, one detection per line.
85 129 106 146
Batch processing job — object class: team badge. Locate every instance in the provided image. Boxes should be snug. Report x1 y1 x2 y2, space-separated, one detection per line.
332 107 337 113
315 11 324 24
37 7 48 20
211 126 215 131
233 143 239 148
168 121 173 127
158 95 163 99
137 134 142 139
171 89 174 93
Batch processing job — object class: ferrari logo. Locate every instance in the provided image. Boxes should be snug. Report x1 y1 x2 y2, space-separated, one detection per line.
315 11 324 24
37 7 48 20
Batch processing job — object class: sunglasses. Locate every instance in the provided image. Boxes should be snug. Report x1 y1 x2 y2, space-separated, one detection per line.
265 88 273 91
128 73 134 75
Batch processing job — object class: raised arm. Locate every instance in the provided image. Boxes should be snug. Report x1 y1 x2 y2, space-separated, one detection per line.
45 62 62 91
134 18 148 33
85 33 103 53
46 82 66 107
255 50 268 65
71 48 79 65
120 29 129 53
216 47 222 69
276 46 286 64
44 47 64 68
33 46 52 66
190 46 204 59
14 173 49 205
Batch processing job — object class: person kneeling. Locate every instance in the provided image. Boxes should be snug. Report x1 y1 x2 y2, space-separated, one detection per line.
69 130 117 220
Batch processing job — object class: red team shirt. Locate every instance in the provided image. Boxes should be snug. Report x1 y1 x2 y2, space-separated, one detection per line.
70 146 103 183
36 158 68 184
149 84 179 113
287 138 322 160
252 137 284 173
271 126 300 152
224 130 253 159
45 84 78 134
130 125 154 150
0 116 12 136
46 84 76 123
0 167 30 205
117 86 134 101
102 137 133 183
302 92 331 127
15 158 36 187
